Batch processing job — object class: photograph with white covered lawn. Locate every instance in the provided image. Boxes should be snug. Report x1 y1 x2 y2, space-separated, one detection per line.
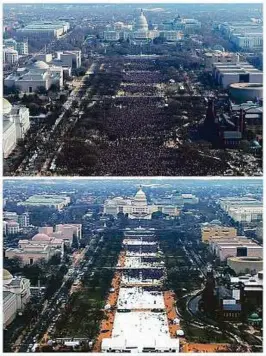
3 178 263 353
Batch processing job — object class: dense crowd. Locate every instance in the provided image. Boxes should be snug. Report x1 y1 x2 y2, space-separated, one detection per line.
126 269 164 280
123 70 162 84
120 84 158 96
57 58 234 176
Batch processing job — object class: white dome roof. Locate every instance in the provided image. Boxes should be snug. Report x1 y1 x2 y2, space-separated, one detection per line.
32 60 49 70
135 188 146 198
135 9 148 31
32 233 52 242
3 98 12 115
134 186 147 204
3 269 13 285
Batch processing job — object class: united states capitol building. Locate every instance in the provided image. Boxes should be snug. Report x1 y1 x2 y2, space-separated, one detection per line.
103 9 202 44
104 9 155 42
104 186 198 219
103 9 182 43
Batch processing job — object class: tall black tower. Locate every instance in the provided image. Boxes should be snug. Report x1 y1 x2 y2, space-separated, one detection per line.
202 269 216 314
201 99 220 146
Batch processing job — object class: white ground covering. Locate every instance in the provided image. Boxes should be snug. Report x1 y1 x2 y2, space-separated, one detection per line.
117 287 164 309
121 274 162 285
124 256 141 266
101 229 179 353
126 251 158 257
124 256 164 268
102 312 179 352
112 311 169 339
123 239 157 245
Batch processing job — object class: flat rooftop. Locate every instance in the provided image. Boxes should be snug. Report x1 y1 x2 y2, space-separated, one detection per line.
218 245 262 249
19 22 68 30
220 197 259 201
229 206 262 212
19 194 69 205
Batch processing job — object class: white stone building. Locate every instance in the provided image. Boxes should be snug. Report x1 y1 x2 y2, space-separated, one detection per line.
3 221 8 236
3 211 19 222
231 33 263 50
16 21 70 40
38 224 82 244
161 15 201 34
18 194 70 210
104 186 180 219
6 220 20 235
4 38 17 50
160 31 182 42
204 50 240 68
18 213 30 228
227 206 263 223
218 21 263 50
217 244 263 262
212 62 263 88
4 48 19 65
54 50 81 69
17 41 29 55
181 194 199 204
104 31 120 41
227 256 263 274
3 211 30 228
3 98 30 158
4 60 63 93
3 270 31 328
5 232 64 265
4 39 29 55
11 105 31 140
103 10 160 43
219 197 263 223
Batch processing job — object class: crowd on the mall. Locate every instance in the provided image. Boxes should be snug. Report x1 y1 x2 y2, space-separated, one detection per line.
57 58 232 176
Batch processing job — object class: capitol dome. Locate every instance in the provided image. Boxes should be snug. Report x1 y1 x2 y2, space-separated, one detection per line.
135 9 149 31
32 233 52 242
32 60 50 70
3 269 13 285
134 186 147 205
250 312 260 320
3 98 12 115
